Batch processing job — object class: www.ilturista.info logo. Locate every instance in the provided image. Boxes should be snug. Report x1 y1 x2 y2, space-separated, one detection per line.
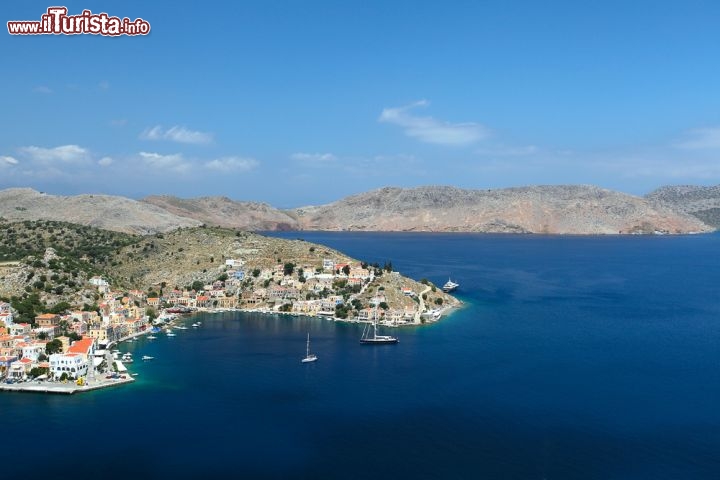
7 7 150 36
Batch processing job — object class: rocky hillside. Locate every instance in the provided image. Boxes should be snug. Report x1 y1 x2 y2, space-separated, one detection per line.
1 185 714 235
0 220 139 318
0 221 456 319
291 185 712 234
646 185 720 229
142 195 298 231
0 188 201 234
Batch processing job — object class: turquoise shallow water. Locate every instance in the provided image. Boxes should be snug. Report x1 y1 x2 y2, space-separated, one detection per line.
2 232 720 479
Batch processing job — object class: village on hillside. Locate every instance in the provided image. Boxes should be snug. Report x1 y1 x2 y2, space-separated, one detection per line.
1 251 458 386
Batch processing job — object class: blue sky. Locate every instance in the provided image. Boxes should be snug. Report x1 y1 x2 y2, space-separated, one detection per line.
2 0 720 206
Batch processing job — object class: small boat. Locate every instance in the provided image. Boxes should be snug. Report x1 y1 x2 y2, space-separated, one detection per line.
142 355 154 361
166 332 176 337
147 335 157 340
121 354 134 363
191 323 199 328
301 333 318 363
442 278 459 293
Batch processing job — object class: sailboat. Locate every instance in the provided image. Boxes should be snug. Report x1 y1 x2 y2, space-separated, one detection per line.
301 333 318 363
360 310 398 345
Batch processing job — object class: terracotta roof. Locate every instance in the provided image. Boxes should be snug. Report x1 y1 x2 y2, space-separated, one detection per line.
66 338 94 355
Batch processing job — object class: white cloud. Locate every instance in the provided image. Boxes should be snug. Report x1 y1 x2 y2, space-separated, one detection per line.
379 100 489 146
18 145 89 163
140 125 213 144
33 86 52 94
673 127 720 150
139 151 190 173
0 155 19 166
204 156 259 172
98 156 113 167
290 152 337 164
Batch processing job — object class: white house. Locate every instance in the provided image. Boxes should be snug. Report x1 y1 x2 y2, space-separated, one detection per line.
89 276 109 287
0 312 13 326
322 259 335 271
225 259 245 268
49 353 88 379
22 342 45 362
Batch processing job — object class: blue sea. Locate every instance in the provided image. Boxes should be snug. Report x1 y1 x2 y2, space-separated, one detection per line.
3 232 720 479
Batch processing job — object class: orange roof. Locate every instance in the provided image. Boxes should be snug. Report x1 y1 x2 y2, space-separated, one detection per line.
147 297 159 301
66 338 94 355
19 358 32 364
36 313 58 319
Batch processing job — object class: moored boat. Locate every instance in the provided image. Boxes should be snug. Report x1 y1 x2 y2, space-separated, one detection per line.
442 278 459 292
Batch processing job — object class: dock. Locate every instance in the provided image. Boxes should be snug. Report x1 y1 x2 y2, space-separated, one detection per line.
0 376 135 395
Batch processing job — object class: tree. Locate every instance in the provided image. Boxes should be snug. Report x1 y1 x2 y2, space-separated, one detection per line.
434 298 444 305
46 339 63 355
50 301 71 314
379 301 389 310
252 269 261 278
283 262 295 276
217 273 228 282
37 331 48 341
191 280 204 292
384 261 393 272
342 265 351 275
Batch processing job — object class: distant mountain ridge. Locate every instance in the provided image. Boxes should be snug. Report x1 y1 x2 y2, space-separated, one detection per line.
0 188 201 235
142 195 298 231
0 185 714 235
646 184 720 229
290 185 711 234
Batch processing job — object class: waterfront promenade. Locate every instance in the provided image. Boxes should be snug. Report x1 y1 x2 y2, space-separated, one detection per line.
0 375 134 394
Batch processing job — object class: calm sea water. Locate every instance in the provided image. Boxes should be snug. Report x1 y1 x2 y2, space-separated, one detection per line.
3 232 720 479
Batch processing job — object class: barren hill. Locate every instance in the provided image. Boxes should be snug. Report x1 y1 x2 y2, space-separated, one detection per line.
0 188 200 235
142 195 298 231
291 185 712 234
646 185 720 229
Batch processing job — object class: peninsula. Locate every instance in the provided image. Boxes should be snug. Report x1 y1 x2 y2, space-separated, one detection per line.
0 220 459 387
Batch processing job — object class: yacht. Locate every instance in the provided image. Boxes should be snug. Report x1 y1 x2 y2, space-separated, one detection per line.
142 355 154 361
301 333 318 363
360 315 398 345
442 278 459 293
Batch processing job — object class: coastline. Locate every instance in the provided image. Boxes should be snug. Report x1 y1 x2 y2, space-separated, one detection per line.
0 374 134 395
190 298 463 327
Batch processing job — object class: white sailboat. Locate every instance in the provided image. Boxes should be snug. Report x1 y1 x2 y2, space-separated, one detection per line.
301 333 318 363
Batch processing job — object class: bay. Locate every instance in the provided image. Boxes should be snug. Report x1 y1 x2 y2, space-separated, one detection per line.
2 232 720 479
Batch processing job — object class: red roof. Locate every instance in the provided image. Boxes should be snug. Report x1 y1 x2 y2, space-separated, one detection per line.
66 338 94 355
